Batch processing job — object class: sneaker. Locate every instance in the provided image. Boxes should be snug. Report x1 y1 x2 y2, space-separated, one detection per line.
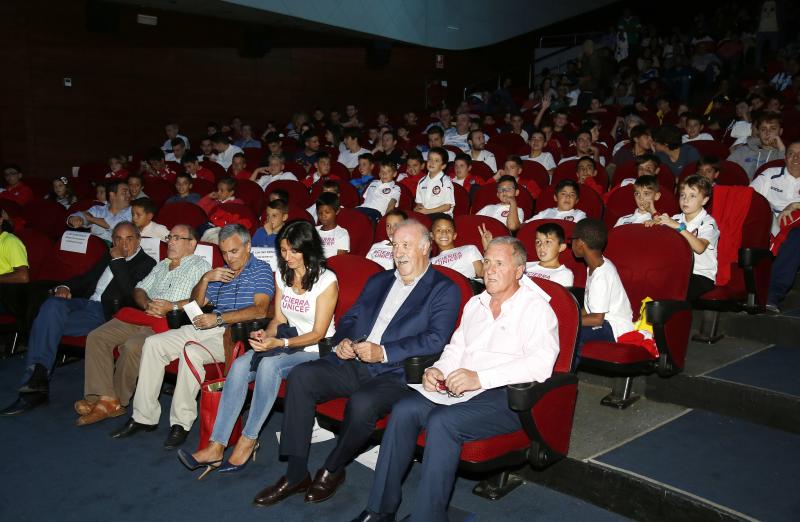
765 303 780 314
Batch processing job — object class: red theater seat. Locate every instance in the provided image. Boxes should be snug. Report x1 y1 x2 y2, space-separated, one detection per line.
310 179 360 208
326 255 383 324
15 228 52 281
603 184 680 229
679 160 750 187
38 231 108 282
157 201 209 231
335 208 374 256
234 179 267 218
264 180 313 210
454 215 509 254
23 199 67 240
200 161 227 182
142 178 174 208
579 225 693 408
534 184 604 220
687 140 730 160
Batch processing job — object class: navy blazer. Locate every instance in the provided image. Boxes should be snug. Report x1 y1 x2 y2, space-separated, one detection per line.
330 266 461 377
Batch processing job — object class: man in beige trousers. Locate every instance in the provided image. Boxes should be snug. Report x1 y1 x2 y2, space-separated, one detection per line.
76 224 210 426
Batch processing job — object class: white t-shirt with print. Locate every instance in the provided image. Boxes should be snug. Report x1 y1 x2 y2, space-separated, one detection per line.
584 257 633 340
431 245 483 279
614 210 652 227
316 225 350 258
366 241 394 270
337 147 371 170
471 149 497 172
525 262 574 287
672 208 719 281
416 172 456 216
528 207 587 223
476 204 524 226
276 268 337 352
361 180 401 215
521 152 557 172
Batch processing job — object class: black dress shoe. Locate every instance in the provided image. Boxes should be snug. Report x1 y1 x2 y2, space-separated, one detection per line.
109 417 157 438
351 509 396 522
305 467 346 503
18 363 49 394
0 393 48 416
163 425 188 449
253 474 312 507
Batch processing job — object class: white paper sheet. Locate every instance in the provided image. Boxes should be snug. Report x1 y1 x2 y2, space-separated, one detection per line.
183 301 204 326
140 237 161 262
354 445 381 470
250 246 278 271
407 384 485 406
60 231 91 254
195 243 215 268
275 419 335 444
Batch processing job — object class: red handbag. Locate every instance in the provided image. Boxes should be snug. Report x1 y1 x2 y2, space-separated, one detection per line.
183 340 246 451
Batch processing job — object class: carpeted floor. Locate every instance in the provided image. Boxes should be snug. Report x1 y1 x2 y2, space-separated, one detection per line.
0 356 626 521
594 409 800 522
706 345 800 397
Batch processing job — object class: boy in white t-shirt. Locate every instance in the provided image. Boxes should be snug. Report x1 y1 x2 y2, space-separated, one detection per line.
357 158 401 222
572 218 633 349
307 180 339 223
415 147 455 216
253 154 298 190
614 175 661 226
476 175 524 232
646 175 719 300
521 129 557 177
525 222 574 287
429 214 483 279
528 179 587 223
366 209 407 270
315 192 350 258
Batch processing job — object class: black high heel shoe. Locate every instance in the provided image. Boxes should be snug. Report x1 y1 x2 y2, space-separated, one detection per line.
218 442 260 474
177 449 223 480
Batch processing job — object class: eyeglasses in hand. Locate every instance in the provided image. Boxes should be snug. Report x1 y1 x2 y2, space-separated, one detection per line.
436 379 464 398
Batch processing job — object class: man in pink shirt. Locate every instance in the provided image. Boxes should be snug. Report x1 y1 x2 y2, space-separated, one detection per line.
352 236 560 522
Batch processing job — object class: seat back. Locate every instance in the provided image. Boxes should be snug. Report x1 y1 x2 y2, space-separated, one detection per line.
535 184 604 220
326 254 383 324
431 264 474 326
157 201 209 232
22 199 67 240
142 178 175 208
687 140 729 159
39 232 108 281
679 160 750 186
15 228 53 280
234 179 267 217
286 208 314 224
753 159 785 180
243 148 263 171
200 161 227 182
210 203 258 234
335 208 374 256
310 178 361 208
520 160 550 191
265 180 313 209
454 215 509 254
191 179 216 197
470 161 495 182
531 277 580 373
603 184 680 228
452 183 470 216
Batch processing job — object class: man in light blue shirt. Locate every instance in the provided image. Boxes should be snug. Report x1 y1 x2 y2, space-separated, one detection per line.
67 180 132 242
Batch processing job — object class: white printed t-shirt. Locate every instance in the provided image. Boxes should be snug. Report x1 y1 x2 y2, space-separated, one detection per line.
614 210 652 227
672 209 719 281
366 241 394 270
525 262 574 287
528 207 587 223
476 203 524 225
276 268 337 352
316 225 350 258
431 245 483 279
362 180 401 215
416 172 455 216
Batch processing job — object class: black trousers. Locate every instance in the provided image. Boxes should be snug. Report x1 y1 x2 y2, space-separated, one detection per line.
279 357 410 473
687 274 715 301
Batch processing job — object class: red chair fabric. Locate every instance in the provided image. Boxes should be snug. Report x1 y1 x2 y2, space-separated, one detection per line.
210 203 258 234
200 161 227 183
15 228 53 280
603 184 680 229
521 161 550 191
535 184 604 220
687 140 730 160
243 148 263 171
234 179 267 218
38 232 108 282
68 199 98 213
452 183 470 216
23 199 67 240
264 180 313 210
326 254 383 324
470 183 535 220
454 215 509 254
580 225 693 374
157 201 209 231
679 160 750 186
470 161 495 182
335 208 374 256
310 179 360 208
191 179 216 197
752 159 784 180
142 178 174 208
286 207 314 224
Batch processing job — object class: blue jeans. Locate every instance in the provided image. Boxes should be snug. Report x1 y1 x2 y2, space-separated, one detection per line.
210 348 318 444
23 297 106 383
769 229 800 306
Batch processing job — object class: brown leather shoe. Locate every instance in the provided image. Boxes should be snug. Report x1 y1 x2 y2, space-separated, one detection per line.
253 474 312 507
304 468 346 503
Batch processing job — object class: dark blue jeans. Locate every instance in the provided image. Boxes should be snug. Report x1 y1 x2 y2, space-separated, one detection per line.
769 229 800 306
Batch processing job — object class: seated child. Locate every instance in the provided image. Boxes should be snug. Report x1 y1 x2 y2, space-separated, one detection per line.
229 152 252 180
350 153 376 194
198 177 244 215
0 164 33 206
572 218 633 347
525 222 575 287
141 147 177 182
450 153 483 192
302 151 340 188
527 179 587 222
398 150 426 193
476 175 523 231
94 182 107 206
430 214 483 279
166 172 201 204
269 188 289 204
127 173 148 201
366 208 407 270
308 179 339 223
646 175 718 300
619 153 661 187
252 198 288 248
357 158 401 222
315 192 350 258
415 147 455 216
614 175 661 226
253 154 297 190
180 153 215 182
576 156 604 196
495 155 542 198
682 113 714 143
131 198 169 241
105 155 130 180
696 156 720 185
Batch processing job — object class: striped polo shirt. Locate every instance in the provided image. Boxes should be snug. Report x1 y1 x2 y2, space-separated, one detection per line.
206 254 275 313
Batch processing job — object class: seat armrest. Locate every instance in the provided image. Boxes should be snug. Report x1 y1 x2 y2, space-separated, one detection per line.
646 299 690 325
568 287 585 306
404 353 441 383
507 373 578 412
739 247 772 268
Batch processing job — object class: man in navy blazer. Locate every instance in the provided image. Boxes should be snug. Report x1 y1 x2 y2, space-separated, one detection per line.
254 220 461 507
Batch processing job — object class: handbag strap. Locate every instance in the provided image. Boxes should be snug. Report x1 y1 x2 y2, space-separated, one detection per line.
183 340 225 386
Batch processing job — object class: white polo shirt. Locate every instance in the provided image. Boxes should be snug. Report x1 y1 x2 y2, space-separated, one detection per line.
671 208 719 281
366 241 394 270
614 210 652 227
431 245 483 279
528 207 587 223
214 144 244 170
750 167 800 235
584 257 633 340
521 152 557 172
470 149 497 172
337 147 371 170
361 180 401 215
256 171 298 190
525 262 574 287
476 203 524 225
416 172 455 215
316 225 350 258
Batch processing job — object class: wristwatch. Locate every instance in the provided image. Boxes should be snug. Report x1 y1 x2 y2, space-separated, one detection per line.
215 310 224 326
283 338 289 348
172 302 179 311
676 223 687 233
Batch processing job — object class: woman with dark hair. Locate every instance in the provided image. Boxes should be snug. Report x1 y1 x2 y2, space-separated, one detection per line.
178 220 339 478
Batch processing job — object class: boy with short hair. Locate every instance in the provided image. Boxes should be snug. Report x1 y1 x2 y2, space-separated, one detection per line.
142 147 177 182
476 175 523 231
614 175 661 226
366 209 407 270
525 223 574 287
302 151 339 188
198 177 243 215
646 174 719 300
166 172 201 204
415 147 455 216
358 159 401 222
307 180 339 223
230 152 252 180
269 188 289 204
253 154 298 190
315 192 350 258
528 179 587 222
398 150 425 192
180 154 215 183
253 199 288 248
0 164 33 206
450 153 482 191
429 214 483 279
494 155 542 198
351 153 376 194
682 113 714 143
131 198 169 241
576 156 604 196
572 218 633 347
696 156 720 184
126 173 148 201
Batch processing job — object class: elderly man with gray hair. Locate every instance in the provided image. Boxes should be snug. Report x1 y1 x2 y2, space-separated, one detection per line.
352 236 560 522
253 219 461 508
111 224 274 449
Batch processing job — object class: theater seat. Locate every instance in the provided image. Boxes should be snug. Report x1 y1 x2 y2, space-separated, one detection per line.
310 178 360 208
453 183 470 216
411 277 580 500
679 160 750 186
22 200 67 240
603 184 680 229
335 208 374 256
579 224 693 408
200 161 227 182
752 159 784 179
534 184 604 220
234 179 267 217
470 183 535 220
38 231 108 282
142 178 174 208
156 201 209 232
454 215 509 254
520 160 550 191
15 228 52 281
264 180 313 210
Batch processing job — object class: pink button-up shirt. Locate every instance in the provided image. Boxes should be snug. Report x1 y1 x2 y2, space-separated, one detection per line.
432 279 560 390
